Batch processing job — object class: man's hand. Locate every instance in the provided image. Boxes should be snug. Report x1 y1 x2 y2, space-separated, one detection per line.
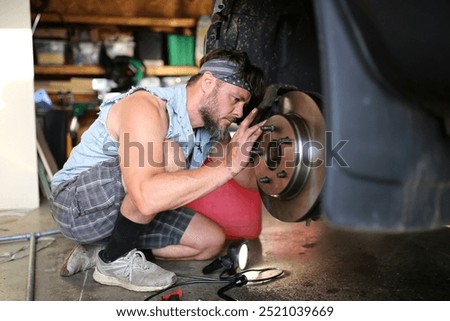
224 108 265 176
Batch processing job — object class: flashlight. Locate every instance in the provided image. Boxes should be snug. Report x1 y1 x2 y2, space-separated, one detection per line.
202 240 249 275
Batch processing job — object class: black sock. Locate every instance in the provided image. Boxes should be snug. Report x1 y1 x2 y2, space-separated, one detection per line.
99 213 146 263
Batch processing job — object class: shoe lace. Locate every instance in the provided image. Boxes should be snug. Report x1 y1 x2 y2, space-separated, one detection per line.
124 250 151 281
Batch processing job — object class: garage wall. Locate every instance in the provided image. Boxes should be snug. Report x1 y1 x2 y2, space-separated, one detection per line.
0 0 39 210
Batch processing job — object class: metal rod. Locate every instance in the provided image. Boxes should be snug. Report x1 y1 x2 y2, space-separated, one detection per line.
0 229 60 243
0 229 60 301
26 233 36 301
31 13 41 35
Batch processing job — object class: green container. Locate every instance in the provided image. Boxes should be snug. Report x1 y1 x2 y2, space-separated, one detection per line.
167 34 195 66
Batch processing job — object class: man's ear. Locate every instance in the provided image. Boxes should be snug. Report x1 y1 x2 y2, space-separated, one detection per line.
201 71 215 93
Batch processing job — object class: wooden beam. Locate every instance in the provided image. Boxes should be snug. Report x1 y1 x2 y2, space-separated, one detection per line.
34 65 199 76
33 13 197 28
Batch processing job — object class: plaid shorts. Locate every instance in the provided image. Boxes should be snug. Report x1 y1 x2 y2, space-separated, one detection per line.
50 157 195 249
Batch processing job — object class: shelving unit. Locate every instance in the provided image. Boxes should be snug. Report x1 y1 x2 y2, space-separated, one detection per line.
34 65 199 77
33 11 201 81
32 0 212 87
33 13 197 29
32 0 211 154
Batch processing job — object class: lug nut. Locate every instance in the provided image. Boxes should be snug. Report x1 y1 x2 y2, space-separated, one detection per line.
278 137 292 145
259 176 271 184
261 125 276 132
277 170 287 178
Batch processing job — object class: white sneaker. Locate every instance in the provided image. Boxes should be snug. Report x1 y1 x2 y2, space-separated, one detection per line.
93 249 176 292
60 244 103 277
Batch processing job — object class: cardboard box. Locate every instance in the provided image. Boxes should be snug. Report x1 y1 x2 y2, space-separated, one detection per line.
34 39 67 65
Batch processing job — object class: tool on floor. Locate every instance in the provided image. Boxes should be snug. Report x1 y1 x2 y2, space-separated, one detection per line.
202 240 248 275
0 229 61 301
161 288 182 301
144 240 284 301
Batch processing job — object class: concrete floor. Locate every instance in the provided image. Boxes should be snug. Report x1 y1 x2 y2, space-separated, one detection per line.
1 199 450 301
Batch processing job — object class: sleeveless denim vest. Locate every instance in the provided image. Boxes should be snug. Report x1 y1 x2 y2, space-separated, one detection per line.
51 85 213 189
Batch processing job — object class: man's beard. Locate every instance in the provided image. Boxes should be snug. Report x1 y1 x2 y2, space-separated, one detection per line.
199 88 229 142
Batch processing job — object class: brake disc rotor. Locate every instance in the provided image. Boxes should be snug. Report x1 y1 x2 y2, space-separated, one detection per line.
254 91 325 222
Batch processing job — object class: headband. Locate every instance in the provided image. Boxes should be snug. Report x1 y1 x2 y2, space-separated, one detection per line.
199 59 252 93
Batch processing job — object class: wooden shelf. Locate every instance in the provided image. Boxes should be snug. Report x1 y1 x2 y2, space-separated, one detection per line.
33 13 197 28
146 65 199 76
34 65 199 77
34 65 104 76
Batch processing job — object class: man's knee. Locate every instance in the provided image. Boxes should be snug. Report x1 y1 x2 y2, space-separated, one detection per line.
186 214 226 260
196 226 226 260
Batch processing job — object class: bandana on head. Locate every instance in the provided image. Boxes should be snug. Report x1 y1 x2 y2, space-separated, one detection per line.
199 59 252 93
